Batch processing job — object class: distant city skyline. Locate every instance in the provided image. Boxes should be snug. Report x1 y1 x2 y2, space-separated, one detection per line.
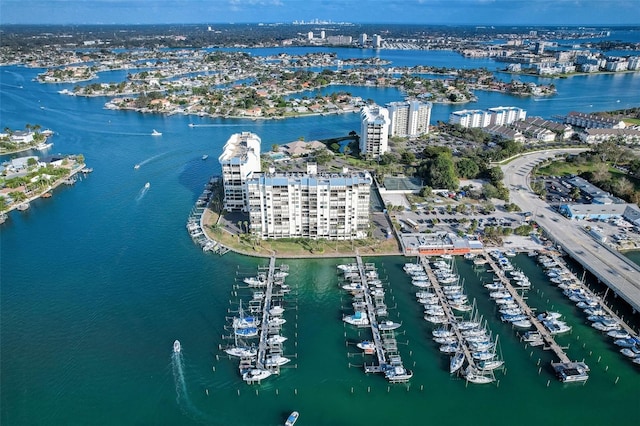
1 0 639 26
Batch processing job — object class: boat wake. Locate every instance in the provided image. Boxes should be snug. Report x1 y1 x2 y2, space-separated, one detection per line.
135 183 150 202
171 343 210 424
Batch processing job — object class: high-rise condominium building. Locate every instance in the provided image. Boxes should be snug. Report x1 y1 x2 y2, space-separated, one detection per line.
387 100 433 137
360 105 390 159
247 165 372 240
218 132 262 212
449 107 526 128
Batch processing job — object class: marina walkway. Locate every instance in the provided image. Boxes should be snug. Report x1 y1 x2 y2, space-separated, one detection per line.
355 256 387 369
256 257 276 370
419 257 478 371
483 254 571 364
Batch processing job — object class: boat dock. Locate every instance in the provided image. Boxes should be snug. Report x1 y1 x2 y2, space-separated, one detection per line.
185 177 228 255
419 257 478 372
547 254 638 340
482 253 573 367
340 257 412 383
256 257 277 370
355 256 387 369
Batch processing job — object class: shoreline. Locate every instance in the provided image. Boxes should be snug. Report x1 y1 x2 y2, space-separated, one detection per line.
2 164 86 215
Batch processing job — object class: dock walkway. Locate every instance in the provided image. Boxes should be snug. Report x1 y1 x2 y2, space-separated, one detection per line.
483 254 571 364
355 256 387 368
256 257 276 370
419 257 478 371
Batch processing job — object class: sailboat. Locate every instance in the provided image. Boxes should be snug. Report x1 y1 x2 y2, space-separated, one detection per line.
450 350 465 374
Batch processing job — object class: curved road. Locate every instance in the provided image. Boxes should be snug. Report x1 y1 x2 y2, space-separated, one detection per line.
502 149 640 314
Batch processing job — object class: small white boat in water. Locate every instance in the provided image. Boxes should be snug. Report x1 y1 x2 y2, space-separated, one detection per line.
450 351 465 374
202 154 209 160
285 411 299 426
134 164 140 170
173 340 181 353
225 346 257 358
151 129 162 136
242 368 272 383
144 182 150 189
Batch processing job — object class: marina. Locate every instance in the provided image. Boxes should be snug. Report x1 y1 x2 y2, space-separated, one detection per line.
2 44 640 425
339 257 412 383
482 251 590 382
221 258 295 384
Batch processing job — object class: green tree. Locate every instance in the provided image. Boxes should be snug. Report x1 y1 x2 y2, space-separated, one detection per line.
455 158 480 179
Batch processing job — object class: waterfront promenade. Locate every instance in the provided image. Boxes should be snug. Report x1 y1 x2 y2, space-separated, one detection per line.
502 150 640 314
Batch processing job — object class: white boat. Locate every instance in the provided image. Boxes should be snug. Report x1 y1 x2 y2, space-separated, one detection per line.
144 182 150 189
36 142 53 150
265 354 291 367
463 366 494 384
356 340 376 354
269 306 285 316
384 365 413 383
242 368 271 383
378 320 401 331
235 327 258 338
477 359 504 371
343 311 369 326
173 340 181 353
285 411 299 426
268 317 287 327
225 346 257 358
537 311 562 321
450 351 465 374
266 335 288 345
244 275 266 287
607 330 631 339
202 154 209 160
552 361 589 383
16 202 30 211
151 129 162 136
134 164 140 170
512 319 532 329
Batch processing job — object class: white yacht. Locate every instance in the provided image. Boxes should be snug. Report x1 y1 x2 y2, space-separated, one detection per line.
151 129 162 136
265 354 291 367
343 311 369 326
242 368 272 383
173 340 181 353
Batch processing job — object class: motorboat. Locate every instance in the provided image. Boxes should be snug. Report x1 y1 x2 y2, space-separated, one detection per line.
144 182 150 189
343 311 369 326
225 346 257 358
356 340 376 354
17 202 30 211
383 364 413 383
266 335 288 345
268 317 287 327
537 311 562 321
264 354 291 367
235 325 258 337
202 154 209 160
285 411 299 426
543 319 572 335
151 129 162 136
607 329 631 339
173 340 181 353
512 319 532 329
477 359 504 371
552 361 589 383
269 306 285 316
242 368 272 383
134 164 140 170
244 275 266 287
378 320 401 331
614 338 639 348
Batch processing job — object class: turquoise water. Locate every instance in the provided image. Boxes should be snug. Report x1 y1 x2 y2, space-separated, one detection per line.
2 49 640 425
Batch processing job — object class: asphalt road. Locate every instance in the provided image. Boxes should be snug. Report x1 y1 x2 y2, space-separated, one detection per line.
502 149 640 313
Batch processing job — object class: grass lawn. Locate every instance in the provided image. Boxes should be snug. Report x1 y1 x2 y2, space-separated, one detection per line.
202 209 401 257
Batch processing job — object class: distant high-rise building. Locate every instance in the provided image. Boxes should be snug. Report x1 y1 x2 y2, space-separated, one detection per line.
307 31 314 40
218 132 262 212
320 30 326 39
534 42 545 55
387 100 432 137
372 34 382 48
359 33 368 46
449 106 526 128
360 105 390 159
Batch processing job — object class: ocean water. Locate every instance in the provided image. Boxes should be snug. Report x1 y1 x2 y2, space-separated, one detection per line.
1 50 640 425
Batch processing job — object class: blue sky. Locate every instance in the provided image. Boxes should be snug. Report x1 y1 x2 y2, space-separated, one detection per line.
1 0 639 26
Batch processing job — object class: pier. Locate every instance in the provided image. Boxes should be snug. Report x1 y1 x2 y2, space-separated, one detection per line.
419 257 478 371
256 257 277 370
355 256 387 369
484 253 572 364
